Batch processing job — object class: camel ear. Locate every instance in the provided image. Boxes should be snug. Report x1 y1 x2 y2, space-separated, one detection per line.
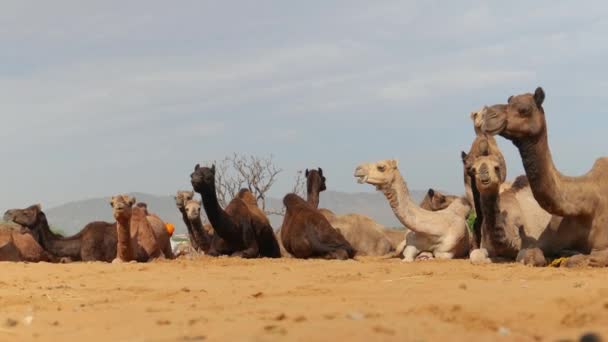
129 197 137 206
534 87 545 108
109 196 115 207
390 159 398 168
318 168 323 176
211 164 216 174
470 111 477 121
427 189 435 198
461 151 468 163
194 163 200 171
305 169 309 177
508 95 514 103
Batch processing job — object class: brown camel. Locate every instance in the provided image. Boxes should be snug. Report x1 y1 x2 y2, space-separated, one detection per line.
4 204 117 262
355 160 471 261
111 195 162 263
281 193 355 259
174 190 208 251
190 164 281 258
465 142 556 266
481 87 608 267
463 110 508 209
135 202 174 259
419 189 459 211
184 199 214 253
305 168 394 256
0 223 54 262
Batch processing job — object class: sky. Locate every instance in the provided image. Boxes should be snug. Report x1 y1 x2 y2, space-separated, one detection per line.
1 1 607 211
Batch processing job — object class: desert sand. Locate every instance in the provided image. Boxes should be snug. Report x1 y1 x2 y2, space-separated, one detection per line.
1 256 607 341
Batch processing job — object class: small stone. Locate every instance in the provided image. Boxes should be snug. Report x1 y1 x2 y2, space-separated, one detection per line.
459 283 467 290
4 318 18 327
347 312 365 320
275 313 287 321
498 326 510 336
251 292 264 298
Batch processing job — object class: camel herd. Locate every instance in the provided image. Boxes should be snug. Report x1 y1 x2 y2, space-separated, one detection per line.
1 87 607 268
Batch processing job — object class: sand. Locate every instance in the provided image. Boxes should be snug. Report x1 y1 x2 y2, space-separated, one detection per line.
1 256 607 341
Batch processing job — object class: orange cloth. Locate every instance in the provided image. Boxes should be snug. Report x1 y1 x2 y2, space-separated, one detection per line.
165 223 175 237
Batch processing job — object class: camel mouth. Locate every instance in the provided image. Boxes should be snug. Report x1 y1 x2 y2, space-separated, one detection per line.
355 175 368 184
482 118 507 136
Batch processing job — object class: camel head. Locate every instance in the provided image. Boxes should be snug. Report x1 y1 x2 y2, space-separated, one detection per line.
185 199 202 220
306 168 327 193
110 195 136 222
3 204 43 228
424 189 453 211
175 190 194 210
481 87 546 140
190 164 216 194
354 159 399 190
469 143 503 194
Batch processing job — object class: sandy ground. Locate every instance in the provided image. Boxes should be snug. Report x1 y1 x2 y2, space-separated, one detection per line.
1 256 607 342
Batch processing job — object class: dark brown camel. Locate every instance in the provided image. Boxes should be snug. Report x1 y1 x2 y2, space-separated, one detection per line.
281 193 355 260
4 204 117 262
305 168 326 208
190 164 281 258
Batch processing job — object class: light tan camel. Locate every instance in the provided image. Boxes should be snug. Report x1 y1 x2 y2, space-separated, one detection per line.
184 199 214 253
0 224 54 262
175 190 208 251
355 160 471 261
481 87 608 267
419 189 459 211
135 203 174 259
110 195 162 263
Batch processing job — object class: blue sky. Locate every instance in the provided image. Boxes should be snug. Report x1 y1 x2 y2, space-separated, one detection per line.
1 1 607 210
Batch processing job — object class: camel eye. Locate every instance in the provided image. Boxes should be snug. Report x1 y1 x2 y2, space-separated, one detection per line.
377 165 386 172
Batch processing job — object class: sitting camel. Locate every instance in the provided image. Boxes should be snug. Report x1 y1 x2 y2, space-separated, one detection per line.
183 199 214 253
134 202 174 259
465 142 558 266
190 164 281 258
419 189 459 211
0 223 54 262
463 108 509 208
175 191 209 251
4 204 117 262
111 195 163 263
481 87 608 267
355 160 471 261
305 168 395 256
281 193 355 259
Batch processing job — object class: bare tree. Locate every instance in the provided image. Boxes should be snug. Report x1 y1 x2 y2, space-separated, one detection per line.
210 153 305 216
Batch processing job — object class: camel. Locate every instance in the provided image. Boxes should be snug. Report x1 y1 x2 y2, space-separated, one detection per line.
280 193 355 259
190 164 281 258
481 87 608 267
111 195 163 263
355 159 471 261
4 204 117 262
0 223 55 262
184 199 214 253
304 168 395 256
465 142 557 266
463 109 508 209
175 190 208 251
419 189 459 211
134 202 174 259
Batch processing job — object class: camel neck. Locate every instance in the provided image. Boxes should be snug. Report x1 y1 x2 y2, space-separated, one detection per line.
198 184 236 240
514 128 587 216
116 217 133 261
306 189 320 208
479 192 499 230
36 213 82 259
380 171 426 233
188 215 213 251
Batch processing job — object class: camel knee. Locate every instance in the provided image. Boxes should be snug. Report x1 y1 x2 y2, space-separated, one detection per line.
402 245 419 262
470 248 491 265
516 248 547 267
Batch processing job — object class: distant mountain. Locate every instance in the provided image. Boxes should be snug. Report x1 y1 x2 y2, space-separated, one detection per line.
45 190 427 235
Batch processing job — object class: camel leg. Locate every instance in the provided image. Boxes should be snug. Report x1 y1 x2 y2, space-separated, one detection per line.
402 245 420 262
470 248 491 264
516 248 547 267
323 249 350 260
588 249 608 267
